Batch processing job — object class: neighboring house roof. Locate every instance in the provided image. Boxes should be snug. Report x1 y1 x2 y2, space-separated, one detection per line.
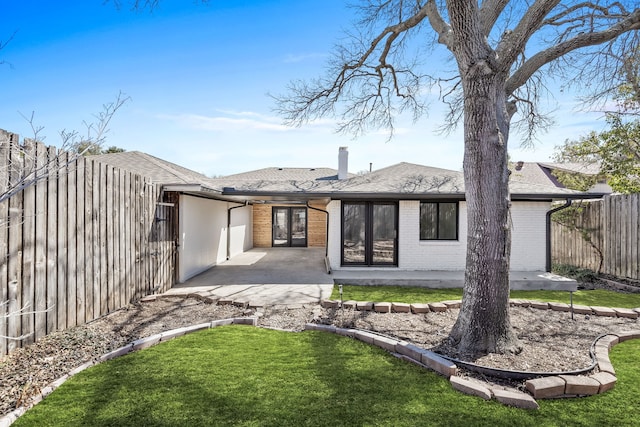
89 151 211 185
509 161 612 194
509 162 563 188
538 162 602 176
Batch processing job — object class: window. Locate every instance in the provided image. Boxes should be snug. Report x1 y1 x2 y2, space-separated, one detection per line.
420 202 458 240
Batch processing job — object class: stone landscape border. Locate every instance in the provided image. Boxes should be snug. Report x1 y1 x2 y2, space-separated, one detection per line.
2 295 639 424
317 297 640 409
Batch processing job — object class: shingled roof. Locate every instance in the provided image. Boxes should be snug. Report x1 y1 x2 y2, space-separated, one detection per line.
218 161 585 200
90 151 591 201
90 151 211 185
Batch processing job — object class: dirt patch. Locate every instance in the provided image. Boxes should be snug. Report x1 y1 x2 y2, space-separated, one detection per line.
1 295 638 417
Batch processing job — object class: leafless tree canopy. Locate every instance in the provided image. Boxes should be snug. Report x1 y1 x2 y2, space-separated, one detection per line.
105 0 210 12
275 1 640 144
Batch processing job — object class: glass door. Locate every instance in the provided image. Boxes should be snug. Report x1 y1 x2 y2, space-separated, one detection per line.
342 202 397 266
290 207 307 247
372 203 397 264
273 207 307 247
342 202 366 264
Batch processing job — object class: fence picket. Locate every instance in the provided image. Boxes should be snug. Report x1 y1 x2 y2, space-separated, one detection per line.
56 150 68 330
21 140 36 345
46 145 58 335
34 142 48 340
84 159 94 322
0 132 11 354
7 133 24 352
75 157 86 326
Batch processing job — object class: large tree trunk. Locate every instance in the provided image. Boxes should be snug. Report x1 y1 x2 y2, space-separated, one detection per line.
448 68 521 356
445 0 521 357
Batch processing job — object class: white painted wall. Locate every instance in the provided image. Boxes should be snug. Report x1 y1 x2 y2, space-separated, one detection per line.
229 205 253 258
509 201 550 271
398 200 468 270
177 196 253 283
327 200 342 269
328 199 549 272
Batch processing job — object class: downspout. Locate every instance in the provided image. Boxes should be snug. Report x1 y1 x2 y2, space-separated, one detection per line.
227 201 248 260
306 202 331 273
545 199 573 272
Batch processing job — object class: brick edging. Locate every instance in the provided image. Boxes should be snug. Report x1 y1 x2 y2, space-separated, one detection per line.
321 298 640 319
0 317 257 427
315 298 640 409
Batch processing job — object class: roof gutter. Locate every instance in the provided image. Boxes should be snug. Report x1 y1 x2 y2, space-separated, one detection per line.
221 188 607 202
227 201 248 260
306 202 331 274
545 199 574 272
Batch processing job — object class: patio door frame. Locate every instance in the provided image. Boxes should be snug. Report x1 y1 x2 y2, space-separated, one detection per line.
341 201 398 266
272 206 308 247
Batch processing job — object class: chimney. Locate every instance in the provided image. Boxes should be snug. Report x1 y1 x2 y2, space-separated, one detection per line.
338 146 348 179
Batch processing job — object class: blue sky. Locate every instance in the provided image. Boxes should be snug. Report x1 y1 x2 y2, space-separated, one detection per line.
1 1 607 176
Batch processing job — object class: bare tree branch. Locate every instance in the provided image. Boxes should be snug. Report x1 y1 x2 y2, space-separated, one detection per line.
480 0 511 37
0 301 54 341
105 0 210 12
506 8 640 95
0 92 130 204
0 30 17 69
495 0 560 73
274 2 448 139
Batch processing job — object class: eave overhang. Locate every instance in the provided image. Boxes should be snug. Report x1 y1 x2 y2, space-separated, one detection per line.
219 188 607 202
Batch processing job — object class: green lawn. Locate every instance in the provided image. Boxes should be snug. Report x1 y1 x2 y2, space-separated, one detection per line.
331 285 640 308
13 326 640 427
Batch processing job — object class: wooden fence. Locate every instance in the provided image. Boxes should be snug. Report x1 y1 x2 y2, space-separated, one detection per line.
551 194 640 281
0 130 176 356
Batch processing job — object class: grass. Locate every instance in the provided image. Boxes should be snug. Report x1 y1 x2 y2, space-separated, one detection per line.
13 326 640 427
330 285 640 308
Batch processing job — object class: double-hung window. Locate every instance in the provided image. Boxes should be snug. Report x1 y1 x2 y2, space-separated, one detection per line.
420 201 458 240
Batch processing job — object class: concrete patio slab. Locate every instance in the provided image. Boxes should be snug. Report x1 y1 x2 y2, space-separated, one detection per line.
332 269 577 291
165 248 334 306
163 247 577 307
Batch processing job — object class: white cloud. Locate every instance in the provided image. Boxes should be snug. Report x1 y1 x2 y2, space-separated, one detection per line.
158 112 290 132
157 109 338 134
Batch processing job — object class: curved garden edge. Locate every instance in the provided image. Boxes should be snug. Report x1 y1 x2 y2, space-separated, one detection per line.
2 298 639 425
0 318 257 427
317 297 640 409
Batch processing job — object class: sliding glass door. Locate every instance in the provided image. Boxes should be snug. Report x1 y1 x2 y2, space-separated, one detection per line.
341 202 397 266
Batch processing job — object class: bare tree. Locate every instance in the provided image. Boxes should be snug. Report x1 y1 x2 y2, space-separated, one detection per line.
275 1 640 356
0 92 129 205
